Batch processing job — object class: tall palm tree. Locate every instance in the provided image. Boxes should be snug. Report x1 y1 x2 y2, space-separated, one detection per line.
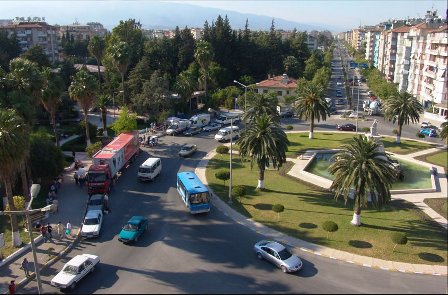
383 91 423 144
0 109 30 247
68 68 99 145
41 67 65 147
194 40 213 97
294 81 330 139
237 114 289 189
438 118 447 143
328 135 397 226
95 93 110 137
243 92 279 123
175 71 197 113
108 41 130 105
88 36 106 88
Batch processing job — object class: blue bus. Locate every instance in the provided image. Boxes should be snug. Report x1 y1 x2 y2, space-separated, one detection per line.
176 171 211 214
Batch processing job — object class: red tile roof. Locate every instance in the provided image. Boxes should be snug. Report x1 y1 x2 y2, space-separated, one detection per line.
256 75 297 89
392 26 411 33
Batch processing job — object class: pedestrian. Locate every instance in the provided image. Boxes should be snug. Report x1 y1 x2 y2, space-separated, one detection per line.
74 170 79 185
65 220 72 238
72 149 76 159
104 194 110 213
40 224 47 242
47 223 53 241
21 257 30 277
57 221 64 239
8 280 15 295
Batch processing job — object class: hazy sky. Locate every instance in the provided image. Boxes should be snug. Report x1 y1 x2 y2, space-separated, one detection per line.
0 0 446 31
177 0 447 29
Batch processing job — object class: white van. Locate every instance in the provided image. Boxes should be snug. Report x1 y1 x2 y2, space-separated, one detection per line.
138 157 162 181
214 126 240 142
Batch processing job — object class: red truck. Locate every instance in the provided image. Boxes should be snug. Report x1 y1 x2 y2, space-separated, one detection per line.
87 132 140 195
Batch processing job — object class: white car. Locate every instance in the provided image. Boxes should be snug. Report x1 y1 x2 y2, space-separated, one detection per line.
51 254 100 290
81 210 103 238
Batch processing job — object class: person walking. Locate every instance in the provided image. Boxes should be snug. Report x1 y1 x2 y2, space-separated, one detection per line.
40 224 48 243
57 221 64 239
8 280 16 295
21 258 30 277
103 194 110 213
65 220 72 238
46 223 53 242
74 170 79 186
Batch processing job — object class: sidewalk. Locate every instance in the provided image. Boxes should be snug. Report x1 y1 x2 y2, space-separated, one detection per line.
195 146 448 277
0 159 90 294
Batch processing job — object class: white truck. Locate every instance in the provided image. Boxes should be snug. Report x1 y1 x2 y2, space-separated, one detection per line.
214 126 240 142
166 119 190 135
215 112 242 125
189 113 211 128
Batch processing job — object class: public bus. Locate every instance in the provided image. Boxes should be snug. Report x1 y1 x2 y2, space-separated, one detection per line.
176 171 211 214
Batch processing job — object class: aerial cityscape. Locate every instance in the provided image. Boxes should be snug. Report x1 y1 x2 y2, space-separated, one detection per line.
0 1 447 294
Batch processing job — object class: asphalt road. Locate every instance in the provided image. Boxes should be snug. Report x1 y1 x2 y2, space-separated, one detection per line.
20 132 447 294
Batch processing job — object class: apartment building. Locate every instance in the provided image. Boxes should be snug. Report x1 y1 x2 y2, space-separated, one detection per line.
0 19 59 62
365 29 381 65
55 21 107 41
190 28 202 40
352 28 365 51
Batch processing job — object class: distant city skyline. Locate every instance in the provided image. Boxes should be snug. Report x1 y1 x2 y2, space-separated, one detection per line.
0 0 446 32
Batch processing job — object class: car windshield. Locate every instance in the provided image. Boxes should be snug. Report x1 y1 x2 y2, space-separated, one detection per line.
88 172 106 182
182 146 193 151
88 198 102 206
189 192 210 204
278 248 292 260
84 217 99 225
123 223 138 231
63 265 78 275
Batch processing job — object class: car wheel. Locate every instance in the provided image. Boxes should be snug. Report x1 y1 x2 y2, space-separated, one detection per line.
256 252 263 260
281 266 288 273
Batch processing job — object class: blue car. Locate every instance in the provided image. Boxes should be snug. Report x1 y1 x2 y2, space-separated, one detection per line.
118 216 149 244
419 128 437 137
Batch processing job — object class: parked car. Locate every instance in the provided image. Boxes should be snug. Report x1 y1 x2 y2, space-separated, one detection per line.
254 240 303 273
419 128 437 137
179 144 197 157
81 210 103 238
202 122 222 132
337 123 356 131
118 216 149 244
349 112 362 118
336 81 343 86
183 126 202 136
86 194 105 212
51 254 100 290
280 109 294 118
420 121 432 128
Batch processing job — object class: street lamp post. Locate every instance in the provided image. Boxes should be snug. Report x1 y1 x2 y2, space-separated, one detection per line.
228 118 233 204
233 80 248 112
356 82 360 134
1 204 54 294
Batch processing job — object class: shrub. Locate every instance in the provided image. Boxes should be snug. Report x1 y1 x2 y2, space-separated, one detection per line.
361 127 370 133
416 132 425 138
322 221 339 239
86 142 103 157
392 129 398 135
272 204 285 220
232 185 246 202
286 125 293 130
215 169 230 186
79 121 98 142
216 145 229 155
391 232 408 252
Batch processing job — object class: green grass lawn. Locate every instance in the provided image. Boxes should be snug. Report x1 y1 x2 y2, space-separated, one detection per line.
284 132 433 157
424 198 448 219
206 153 447 265
415 150 448 171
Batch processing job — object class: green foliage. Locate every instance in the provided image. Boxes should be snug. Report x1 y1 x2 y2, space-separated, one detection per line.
86 142 103 157
391 232 408 252
286 125 293 130
216 145 229 154
21 45 51 68
392 129 399 135
111 106 138 134
272 204 285 213
322 221 339 239
215 169 230 185
417 132 425 138
4 195 25 211
232 185 246 202
361 127 370 133
30 129 64 180
79 121 98 142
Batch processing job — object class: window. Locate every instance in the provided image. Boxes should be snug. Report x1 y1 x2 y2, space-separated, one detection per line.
286 90 290 95
277 91 282 96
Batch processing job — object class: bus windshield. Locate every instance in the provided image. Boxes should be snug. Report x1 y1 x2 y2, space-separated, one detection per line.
88 172 106 182
189 192 210 204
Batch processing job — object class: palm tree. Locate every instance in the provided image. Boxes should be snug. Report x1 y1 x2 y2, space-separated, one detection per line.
237 114 289 189
0 109 30 247
194 40 213 97
439 118 447 143
68 68 99 145
95 93 110 137
294 81 330 139
108 41 130 105
175 71 197 113
243 92 279 123
383 91 423 144
328 135 397 226
41 67 65 147
88 36 106 88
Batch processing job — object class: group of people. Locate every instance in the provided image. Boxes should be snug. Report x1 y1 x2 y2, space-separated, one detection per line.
39 220 72 243
46 176 62 212
73 167 87 187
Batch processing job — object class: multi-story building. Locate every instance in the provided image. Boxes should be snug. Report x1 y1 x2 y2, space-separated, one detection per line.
0 18 59 62
352 28 365 51
55 21 107 42
364 28 381 65
190 28 202 40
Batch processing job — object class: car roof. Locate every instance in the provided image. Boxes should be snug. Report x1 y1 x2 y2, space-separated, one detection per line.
265 241 286 252
67 254 90 267
89 194 103 200
85 210 102 218
183 144 196 148
128 216 146 224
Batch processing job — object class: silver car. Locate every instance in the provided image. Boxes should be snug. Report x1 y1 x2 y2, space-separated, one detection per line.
254 240 303 273
86 194 105 212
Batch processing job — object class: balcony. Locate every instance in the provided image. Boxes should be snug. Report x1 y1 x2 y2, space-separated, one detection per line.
424 70 436 79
